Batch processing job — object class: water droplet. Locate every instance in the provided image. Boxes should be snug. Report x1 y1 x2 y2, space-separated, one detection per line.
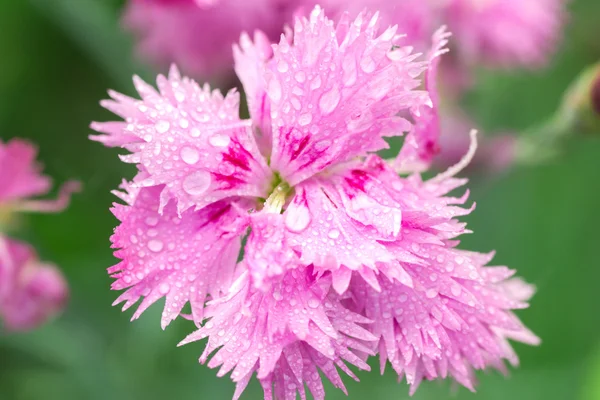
392 181 403 191
180 146 200 165
277 60 289 72
155 120 170 133
399 294 408 303
159 283 170 294
179 119 189 129
145 216 159 227
268 78 282 102
209 133 230 147
190 128 201 137
298 113 312 126
183 171 212 196
294 71 306 83
314 139 331 151
285 206 311 233
327 229 340 239
318 87 340 115
307 298 320 308
174 90 186 103
426 289 438 298
310 76 322 90
273 291 283 301
148 239 164 252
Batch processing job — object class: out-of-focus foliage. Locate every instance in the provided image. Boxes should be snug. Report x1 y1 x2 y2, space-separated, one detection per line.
0 0 599 399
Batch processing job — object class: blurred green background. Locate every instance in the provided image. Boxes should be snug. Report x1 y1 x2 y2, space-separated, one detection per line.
1 0 599 399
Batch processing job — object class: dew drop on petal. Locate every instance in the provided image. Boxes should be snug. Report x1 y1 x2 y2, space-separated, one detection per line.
159 283 170 294
277 60 289 73
268 78 282 102
155 120 170 133
392 181 404 191
318 87 340 115
310 76 322 90
183 171 212 196
314 139 331 151
208 133 230 147
327 229 340 239
180 146 200 165
294 71 306 83
307 298 320 309
190 127 201 137
148 239 164 253
285 206 311 233
298 113 312 126
145 216 158 227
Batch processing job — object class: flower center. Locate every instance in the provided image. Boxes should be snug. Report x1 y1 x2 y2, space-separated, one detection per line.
0 205 14 231
263 173 292 213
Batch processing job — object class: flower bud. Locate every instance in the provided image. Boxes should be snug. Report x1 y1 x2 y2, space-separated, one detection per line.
561 62 600 135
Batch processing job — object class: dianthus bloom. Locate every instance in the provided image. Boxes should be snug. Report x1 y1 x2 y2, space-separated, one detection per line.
0 138 79 331
93 7 538 398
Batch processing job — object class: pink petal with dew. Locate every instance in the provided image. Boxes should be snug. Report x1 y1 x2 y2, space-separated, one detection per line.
396 27 451 173
267 7 429 185
109 184 248 328
179 267 376 400
233 30 276 156
91 66 272 214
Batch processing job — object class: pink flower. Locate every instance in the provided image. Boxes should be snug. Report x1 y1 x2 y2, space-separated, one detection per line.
443 0 566 68
0 138 78 331
0 237 69 331
123 0 298 79
93 6 537 398
0 138 80 215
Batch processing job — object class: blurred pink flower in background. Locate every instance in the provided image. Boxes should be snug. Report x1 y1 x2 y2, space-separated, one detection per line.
444 0 566 68
124 0 299 80
95 7 538 398
0 238 69 331
0 138 79 331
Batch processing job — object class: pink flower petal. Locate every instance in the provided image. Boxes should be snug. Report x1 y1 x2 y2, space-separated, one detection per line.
91 66 272 214
109 185 248 328
396 27 451 172
0 237 68 331
179 268 376 399
267 7 429 185
0 139 51 203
